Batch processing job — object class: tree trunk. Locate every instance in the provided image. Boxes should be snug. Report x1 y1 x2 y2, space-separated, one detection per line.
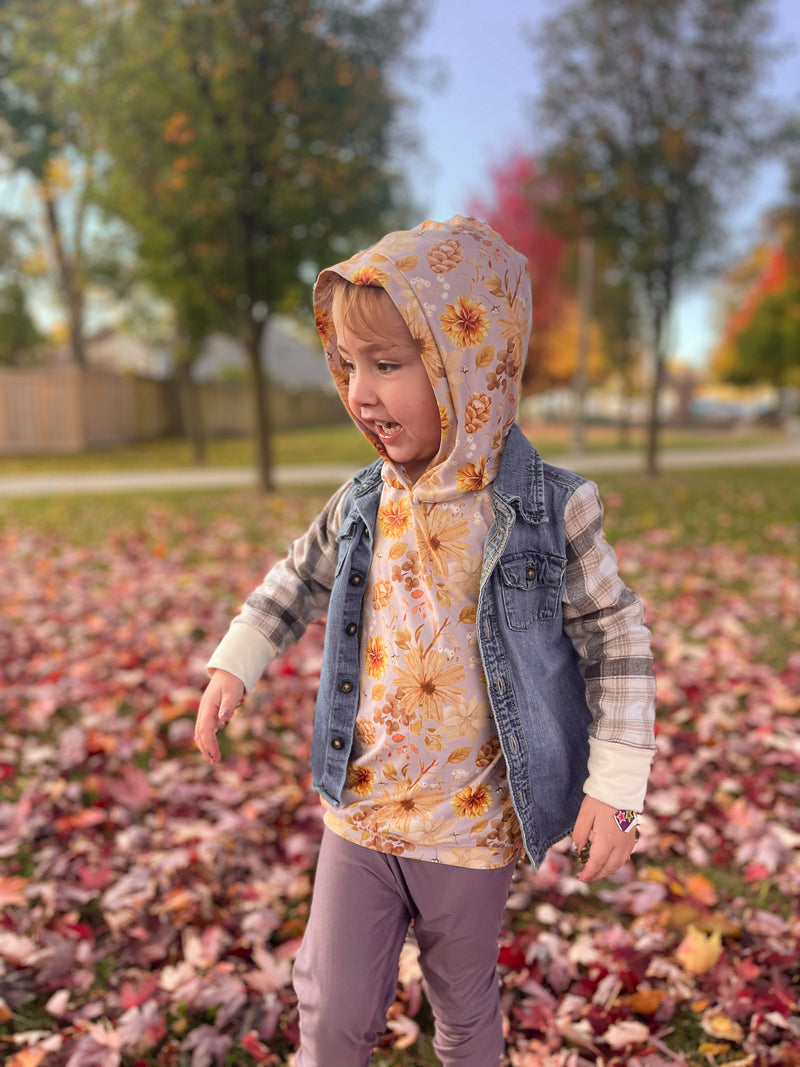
572 236 594 454
176 359 206 464
41 185 86 366
645 306 665 478
247 317 273 492
617 374 633 449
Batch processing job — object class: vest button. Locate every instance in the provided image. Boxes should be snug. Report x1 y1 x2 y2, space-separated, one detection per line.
349 573 364 586
525 564 536 581
339 680 354 693
345 623 358 636
331 737 345 750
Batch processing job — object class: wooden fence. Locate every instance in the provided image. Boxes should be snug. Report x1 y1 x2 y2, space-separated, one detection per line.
0 365 345 454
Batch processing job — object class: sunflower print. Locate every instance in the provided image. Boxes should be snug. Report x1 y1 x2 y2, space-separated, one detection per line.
350 264 390 287
346 764 376 798
415 506 470 578
369 778 447 835
440 295 490 349
365 635 389 680
393 644 466 723
378 497 412 539
452 782 492 819
456 457 489 492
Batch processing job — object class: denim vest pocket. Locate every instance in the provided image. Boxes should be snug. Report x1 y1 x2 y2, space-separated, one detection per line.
498 551 566 629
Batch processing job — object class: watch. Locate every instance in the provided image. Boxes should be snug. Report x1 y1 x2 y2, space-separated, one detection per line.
614 809 640 833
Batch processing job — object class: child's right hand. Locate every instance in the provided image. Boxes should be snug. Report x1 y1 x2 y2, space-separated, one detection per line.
194 669 245 765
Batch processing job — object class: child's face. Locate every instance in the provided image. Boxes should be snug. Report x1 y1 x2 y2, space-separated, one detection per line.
334 291 441 483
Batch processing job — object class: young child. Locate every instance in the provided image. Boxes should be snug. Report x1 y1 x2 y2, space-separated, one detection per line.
194 216 656 1067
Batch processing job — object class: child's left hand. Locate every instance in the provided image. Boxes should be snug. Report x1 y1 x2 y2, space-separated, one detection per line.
571 796 639 882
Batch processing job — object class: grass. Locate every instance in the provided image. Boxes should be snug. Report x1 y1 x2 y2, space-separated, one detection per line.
592 464 799 556
0 419 789 475
3 450 797 561
0 422 376 474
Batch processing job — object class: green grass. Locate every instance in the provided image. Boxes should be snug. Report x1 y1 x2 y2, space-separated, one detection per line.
592 464 800 555
0 420 788 475
0 422 376 474
4 461 797 557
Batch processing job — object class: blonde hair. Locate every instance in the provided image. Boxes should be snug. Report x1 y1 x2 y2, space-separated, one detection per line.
328 276 420 353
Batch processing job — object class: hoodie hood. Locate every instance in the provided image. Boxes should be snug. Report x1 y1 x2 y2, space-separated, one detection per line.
314 216 531 501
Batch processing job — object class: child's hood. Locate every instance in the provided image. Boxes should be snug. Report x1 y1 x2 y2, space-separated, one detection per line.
313 216 531 501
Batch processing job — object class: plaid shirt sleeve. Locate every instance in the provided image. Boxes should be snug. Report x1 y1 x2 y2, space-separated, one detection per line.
207 481 353 692
562 479 656 808
234 480 353 654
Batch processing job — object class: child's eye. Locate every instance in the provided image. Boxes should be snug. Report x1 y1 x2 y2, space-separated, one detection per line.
340 360 355 375
377 361 400 373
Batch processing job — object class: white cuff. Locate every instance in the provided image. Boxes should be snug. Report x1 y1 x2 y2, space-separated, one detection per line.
207 623 278 695
583 737 655 811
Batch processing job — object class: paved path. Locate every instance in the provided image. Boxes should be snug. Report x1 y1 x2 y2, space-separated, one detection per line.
0 442 796 498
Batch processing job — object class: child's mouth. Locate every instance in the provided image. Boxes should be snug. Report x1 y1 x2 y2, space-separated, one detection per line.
375 421 402 442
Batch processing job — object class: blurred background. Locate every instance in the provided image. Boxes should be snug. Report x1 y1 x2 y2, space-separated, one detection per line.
0 0 798 488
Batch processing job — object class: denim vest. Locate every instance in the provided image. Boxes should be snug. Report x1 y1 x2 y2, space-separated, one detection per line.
312 424 593 869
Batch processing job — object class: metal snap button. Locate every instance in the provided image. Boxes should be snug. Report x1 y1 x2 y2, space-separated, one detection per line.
349 573 364 586
345 623 358 636
331 737 344 750
339 680 353 693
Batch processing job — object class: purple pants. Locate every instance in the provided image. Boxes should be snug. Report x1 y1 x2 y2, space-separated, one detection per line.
293 828 517 1066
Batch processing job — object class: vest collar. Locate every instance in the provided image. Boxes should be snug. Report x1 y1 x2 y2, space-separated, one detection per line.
493 425 548 525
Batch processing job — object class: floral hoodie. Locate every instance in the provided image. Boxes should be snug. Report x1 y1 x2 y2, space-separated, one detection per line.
312 217 532 868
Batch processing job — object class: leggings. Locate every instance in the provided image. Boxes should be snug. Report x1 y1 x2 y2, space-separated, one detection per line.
293 828 517 1066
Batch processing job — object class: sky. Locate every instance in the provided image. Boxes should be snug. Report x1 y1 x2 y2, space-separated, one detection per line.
399 0 800 369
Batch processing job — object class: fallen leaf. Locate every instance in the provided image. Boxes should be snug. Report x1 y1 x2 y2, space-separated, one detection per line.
675 924 723 975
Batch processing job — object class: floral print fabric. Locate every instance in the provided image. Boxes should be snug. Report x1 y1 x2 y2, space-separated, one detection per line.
314 217 532 868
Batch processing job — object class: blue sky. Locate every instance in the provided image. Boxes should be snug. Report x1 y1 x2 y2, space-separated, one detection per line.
401 0 800 368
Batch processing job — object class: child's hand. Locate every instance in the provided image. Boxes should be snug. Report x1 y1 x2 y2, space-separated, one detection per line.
194 669 245 765
571 796 638 882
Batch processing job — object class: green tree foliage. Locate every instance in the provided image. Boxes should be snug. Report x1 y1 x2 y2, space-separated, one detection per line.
0 279 42 365
723 163 800 401
91 0 426 488
728 282 800 394
0 223 42 364
533 0 774 473
0 0 105 366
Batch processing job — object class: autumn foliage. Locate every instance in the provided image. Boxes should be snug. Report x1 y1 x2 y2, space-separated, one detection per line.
1 479 799 1066
712 229 800 391
471 155 578 391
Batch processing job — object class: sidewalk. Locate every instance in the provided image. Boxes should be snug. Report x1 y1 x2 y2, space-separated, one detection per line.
0 443 797 498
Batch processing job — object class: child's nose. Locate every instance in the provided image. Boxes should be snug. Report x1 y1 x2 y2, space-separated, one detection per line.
348 370 377 410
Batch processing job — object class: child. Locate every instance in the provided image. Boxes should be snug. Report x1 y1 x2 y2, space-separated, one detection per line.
194 216 656 1066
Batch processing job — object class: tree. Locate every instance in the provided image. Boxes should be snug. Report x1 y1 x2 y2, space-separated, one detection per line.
712 149 800 410
471 155 569 390
0 0 107 367
713 233 800 408
91 0 426 488
728 282 800 403
0 222 42 364
532 0 775 474
473 153 643 447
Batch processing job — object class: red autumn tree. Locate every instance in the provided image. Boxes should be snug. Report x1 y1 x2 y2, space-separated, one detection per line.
471 154 569 390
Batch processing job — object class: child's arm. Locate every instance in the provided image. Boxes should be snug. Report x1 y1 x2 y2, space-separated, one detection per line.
194 668 245 765
193 481 352 763
562 480 657 879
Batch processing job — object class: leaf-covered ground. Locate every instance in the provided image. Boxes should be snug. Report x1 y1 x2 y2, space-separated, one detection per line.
1 473 799 1067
